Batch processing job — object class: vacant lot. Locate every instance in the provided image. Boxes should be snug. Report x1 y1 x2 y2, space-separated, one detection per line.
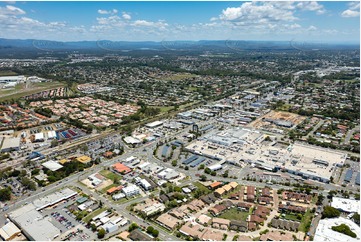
218 208 249 221
251 110 306 129
99 170 122 181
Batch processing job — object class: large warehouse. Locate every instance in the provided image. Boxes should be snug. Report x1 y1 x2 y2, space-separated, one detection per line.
0 137 20 153
8 204 61 241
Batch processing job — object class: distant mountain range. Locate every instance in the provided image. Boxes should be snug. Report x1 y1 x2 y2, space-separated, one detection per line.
0 38 358 52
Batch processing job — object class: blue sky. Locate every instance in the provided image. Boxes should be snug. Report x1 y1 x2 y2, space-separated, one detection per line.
0 1 359 43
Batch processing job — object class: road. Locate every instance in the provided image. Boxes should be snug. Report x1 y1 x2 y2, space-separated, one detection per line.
343 125 360 145
306 120 324 138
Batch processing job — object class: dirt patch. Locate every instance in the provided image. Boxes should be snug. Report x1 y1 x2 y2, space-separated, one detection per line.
251 110 306 130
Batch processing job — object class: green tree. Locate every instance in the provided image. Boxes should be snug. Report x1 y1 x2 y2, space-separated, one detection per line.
200 175 207 182
0 187 11 201
316 194 324 205
91 223 97 232
128 223 139 232
147 226 154 234
50 139 59 148
152 229 159 238
97 228 106 239
31 169 40 176
171 160 177 167
322 206 341 219
352 213 360 225
331 224 356 238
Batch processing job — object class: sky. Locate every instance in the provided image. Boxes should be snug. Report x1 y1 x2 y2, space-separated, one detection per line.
0 1 359 43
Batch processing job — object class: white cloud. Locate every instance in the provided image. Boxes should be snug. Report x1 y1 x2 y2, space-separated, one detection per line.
341 2 360 18
217 1 327 27
307 25 317 31
219 2 298 24
348 2 360 10
289 23 302 29
96 15 124 27
0 5 26 15
296 1 325 14
323 29 338 34
341 9 360 17
122 12 131 20
98 10 108 14
132 20 168 29
97 9 118 15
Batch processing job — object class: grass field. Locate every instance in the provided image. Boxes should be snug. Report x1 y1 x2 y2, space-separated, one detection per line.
150 105 174 113
83 207 107 223
283 213 301 222
218 208 249 221
193 182 211 194
159 73 197 81
0 81 65 102
99 170 122 181
298 209 313 232
0 71 17 76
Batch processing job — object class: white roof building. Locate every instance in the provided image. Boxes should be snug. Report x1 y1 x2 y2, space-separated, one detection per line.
122 184 140 197
145 120 163 128
34 133 44 141
157 168 179 180
331 197 361 213
112 193 126 200
208 163 223 171
8 204 61 241
47 131 56 139
124 136 141 144
42 160 63 171
0 222 21 241
102 222 118 233
139 179 152 190
143 203 166 216
32 188 77 210
92 211 111 221
0 137 20 152
100 217 110 224
0 76 25 83
314 217 361 242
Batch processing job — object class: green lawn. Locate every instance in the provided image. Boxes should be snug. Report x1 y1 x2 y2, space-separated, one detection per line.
0 70 17 76
83 207 107 223
193 182 211 194
283 213 301 222
311 195 318 204
99 170 122 181
116 195 141 204
298 209 313 232
218 208 249 221
148 105 174 113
